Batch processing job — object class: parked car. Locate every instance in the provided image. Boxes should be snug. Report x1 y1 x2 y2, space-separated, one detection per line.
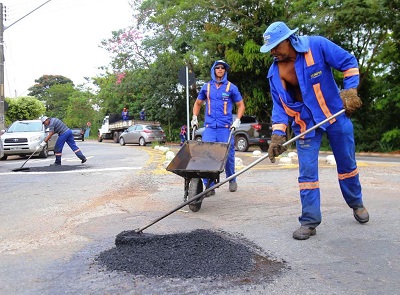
119 124 167 146
71 128 85 141
0 137 3 159
0 119 58 160
193 115 272 152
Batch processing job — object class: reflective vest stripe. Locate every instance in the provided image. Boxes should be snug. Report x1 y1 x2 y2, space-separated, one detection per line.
206 82 231 115
338 168 359 180
207 83 211 115
312 83 335 124
280 97 307 135
304 49 315 66
299 181 319 190
272 123 287 133
305 49 336 124
343 68 359 77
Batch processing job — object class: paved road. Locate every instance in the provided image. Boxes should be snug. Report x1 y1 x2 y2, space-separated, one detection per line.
0 141 399 294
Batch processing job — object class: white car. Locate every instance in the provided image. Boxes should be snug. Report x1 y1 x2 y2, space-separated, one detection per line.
0 119 58 160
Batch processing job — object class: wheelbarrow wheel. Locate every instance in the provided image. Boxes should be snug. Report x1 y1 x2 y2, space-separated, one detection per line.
188 178 204 212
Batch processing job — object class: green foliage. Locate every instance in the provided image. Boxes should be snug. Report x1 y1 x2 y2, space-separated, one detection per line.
63 92 97 128
4 96 46 126
28 75 74 99
91 0 400 150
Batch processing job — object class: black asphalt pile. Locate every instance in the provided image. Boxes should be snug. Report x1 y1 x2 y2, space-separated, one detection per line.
97 229 286 280
17 165 88 172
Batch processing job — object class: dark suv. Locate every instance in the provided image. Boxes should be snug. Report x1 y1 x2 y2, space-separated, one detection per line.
193 115 272 152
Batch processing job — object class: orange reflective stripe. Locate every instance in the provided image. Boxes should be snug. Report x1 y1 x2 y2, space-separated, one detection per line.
223 102 227 115
272 124 287 132
312 83 336 124
343 68 359 78
207 83 211 115
279 97 307 135
299 181 319 190
304 49 315 66
225 82 231 92
74 149 81 153
338 168 359 180
55 153 62 156
305 49 336 124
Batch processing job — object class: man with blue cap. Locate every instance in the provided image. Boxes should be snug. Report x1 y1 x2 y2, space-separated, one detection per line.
260 21 368 240
191 60 245 203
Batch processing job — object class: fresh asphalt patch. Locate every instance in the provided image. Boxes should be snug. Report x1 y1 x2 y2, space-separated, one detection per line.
96 229 287 285
13 165 90 173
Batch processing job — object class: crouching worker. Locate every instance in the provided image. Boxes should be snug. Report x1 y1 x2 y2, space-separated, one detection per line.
41 116 87 166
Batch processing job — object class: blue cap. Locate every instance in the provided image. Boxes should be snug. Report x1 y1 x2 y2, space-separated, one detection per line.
260 21 298 53
214 60 230 70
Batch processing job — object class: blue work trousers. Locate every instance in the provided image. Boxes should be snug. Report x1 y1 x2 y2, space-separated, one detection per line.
202 127 236 186
54 129 85 164
296 115 364 228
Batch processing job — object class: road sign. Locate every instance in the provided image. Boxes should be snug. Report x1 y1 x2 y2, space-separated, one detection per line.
178 67 196 86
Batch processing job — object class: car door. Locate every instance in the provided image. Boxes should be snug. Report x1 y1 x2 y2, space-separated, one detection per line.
123 126 136 143
132 125 143 143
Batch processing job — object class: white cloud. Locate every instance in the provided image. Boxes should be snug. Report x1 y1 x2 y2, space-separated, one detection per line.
3 0 132 97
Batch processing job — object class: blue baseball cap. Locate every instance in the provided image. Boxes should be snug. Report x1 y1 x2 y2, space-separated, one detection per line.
260 21 298 53
214 60 230 69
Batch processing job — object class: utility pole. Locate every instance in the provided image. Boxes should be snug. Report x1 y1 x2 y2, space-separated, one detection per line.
0 3 5 131
0 0 52 130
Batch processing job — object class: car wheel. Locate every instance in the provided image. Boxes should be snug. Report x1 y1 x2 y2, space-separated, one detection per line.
39 145 49 158
0 155 7 160
113 131 119 143
188 178 204 212
97 132 103 142
119 137 126 146
139 137 146 146
260 145 269 152
235 135 249 152
195 136 202 142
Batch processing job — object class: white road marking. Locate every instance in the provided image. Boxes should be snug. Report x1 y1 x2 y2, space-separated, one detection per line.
0 166 142 176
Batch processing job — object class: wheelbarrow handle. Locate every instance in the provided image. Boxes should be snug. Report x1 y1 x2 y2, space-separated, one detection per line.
191 125 234 144
135 109 345 234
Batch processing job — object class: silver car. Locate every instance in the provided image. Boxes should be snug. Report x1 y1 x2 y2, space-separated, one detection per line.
119 124 166 146
0 119 58 160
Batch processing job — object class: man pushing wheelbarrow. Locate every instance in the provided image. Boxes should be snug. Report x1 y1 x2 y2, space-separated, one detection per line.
167 60 245 212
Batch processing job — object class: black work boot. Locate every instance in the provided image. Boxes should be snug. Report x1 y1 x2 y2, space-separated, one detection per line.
353 206 369 223
293 226 317 240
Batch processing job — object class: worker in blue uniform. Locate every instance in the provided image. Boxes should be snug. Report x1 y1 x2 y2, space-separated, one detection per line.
191 60 245 195
260 21 368 240
41 116 87 166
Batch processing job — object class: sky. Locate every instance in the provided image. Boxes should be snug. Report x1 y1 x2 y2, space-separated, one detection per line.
2 0 133 97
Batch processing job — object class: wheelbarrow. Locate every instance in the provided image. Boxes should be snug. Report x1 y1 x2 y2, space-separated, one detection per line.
166 128 234 212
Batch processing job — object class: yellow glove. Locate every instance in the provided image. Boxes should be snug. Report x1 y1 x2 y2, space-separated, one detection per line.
340 88 362 116
268 134 287 163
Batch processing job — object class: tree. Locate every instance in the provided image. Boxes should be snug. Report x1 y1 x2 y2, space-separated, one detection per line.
96 0 399 150
4 96 46 126
28 75 74 99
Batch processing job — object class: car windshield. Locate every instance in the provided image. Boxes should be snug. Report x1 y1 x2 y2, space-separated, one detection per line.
146 125 162 131
7 121 43 133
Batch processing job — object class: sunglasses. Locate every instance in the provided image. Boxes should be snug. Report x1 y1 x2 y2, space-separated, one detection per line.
215 66 225 70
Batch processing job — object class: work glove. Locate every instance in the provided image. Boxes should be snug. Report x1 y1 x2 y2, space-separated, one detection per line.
230 118 241 130
39 141 47 148
268 134 287 163
191 115 198 129
340 88 362 117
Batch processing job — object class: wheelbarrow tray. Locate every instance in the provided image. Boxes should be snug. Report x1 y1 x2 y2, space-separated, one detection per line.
166 140 229 180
